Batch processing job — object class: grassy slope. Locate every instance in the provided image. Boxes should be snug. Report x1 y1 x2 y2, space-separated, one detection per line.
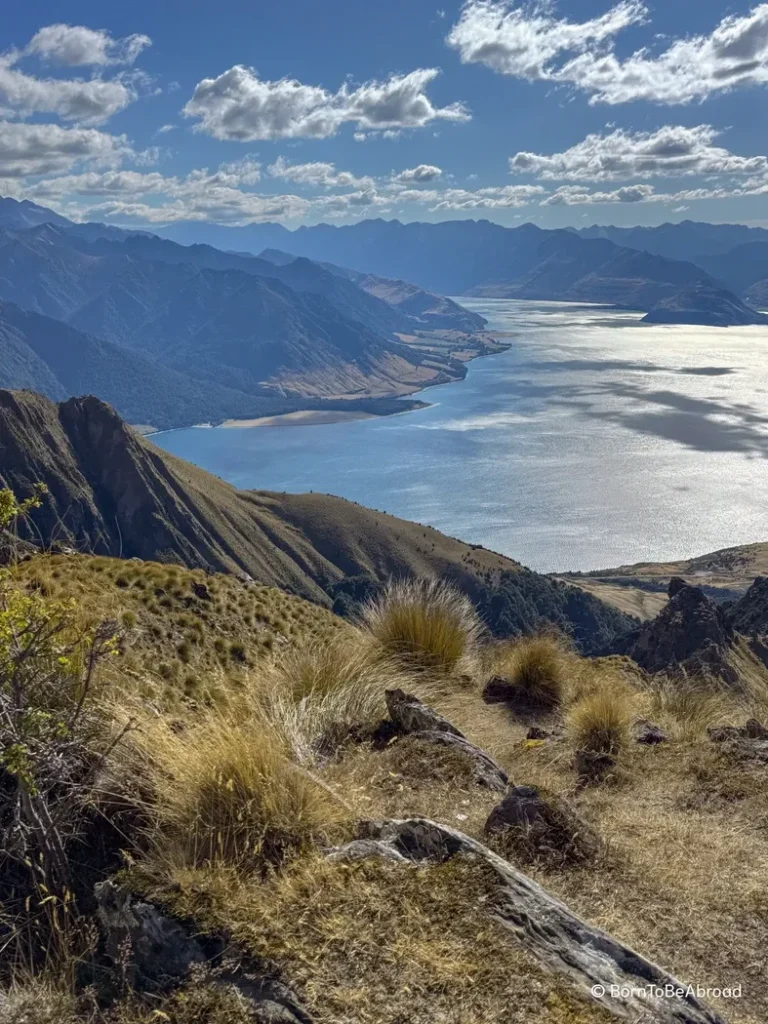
1 389 633 652
561 541 768 619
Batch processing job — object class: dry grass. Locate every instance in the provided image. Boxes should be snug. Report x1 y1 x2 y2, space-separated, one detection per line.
567 680 633 756
159 855 615 1024
487 633 573 708
254 630 403 761
361 577 482 674
132 713 350 871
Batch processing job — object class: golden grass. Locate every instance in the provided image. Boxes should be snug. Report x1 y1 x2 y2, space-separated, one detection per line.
132 713 350 871
361 577 482 674
567 681 633 756
158 855 614 1024
487 633 573 707
254 630 406 762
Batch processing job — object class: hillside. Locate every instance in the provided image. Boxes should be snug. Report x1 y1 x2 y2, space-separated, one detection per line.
0 388 632 650
641 282 767 326
259 247 488 332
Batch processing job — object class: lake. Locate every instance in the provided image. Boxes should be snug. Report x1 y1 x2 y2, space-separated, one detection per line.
152 299 768 573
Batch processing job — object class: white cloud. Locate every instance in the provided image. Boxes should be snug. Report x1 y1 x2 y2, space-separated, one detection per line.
426 183 547 210
0 120 130 178
183 65 469 140
510 125 768 181
447 0 647 80
540 182 752 206
0 60 136 123
154 123 176 135
448 1 768 105
267 155 375 189
26 24 151 67
392 163 443 183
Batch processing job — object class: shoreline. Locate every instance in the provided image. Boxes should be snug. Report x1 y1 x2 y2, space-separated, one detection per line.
220 409 381 429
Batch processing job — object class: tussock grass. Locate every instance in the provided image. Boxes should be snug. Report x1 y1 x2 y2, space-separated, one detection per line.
255 631 404 762
361 578 482 674
488 633 572 707
567 677 633 756
135 714 349 870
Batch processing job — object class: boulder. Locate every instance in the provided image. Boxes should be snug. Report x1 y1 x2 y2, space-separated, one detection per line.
385 688 463 737
708 719 768 762
484 785 598 863
634 720 668 745
383 689 508 791
327 818 727 1024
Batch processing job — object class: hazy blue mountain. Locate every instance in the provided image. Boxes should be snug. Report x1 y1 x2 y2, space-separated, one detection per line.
577 221 768 262
641 282 767 326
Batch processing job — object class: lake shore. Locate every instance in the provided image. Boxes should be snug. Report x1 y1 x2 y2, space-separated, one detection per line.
220 409 380 428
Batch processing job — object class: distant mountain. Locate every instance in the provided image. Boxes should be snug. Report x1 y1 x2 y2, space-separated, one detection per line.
0 196 71 231
160 217 723 310
0 221 471 412
0 299 290 429
641 283 767 326
0 388 633 649
259 248 487 333
577 220 768 262
694 243 768 306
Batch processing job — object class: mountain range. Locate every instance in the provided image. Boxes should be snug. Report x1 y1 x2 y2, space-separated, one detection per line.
1 197 768 433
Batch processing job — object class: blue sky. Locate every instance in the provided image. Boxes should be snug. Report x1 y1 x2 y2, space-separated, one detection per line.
3 0 768 231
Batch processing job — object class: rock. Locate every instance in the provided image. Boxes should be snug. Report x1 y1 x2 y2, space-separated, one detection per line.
484 785 598 863
191 581 211 601
708 720 768 763
573 748 617 782
526 726 554 741
384 689 463 737
409 730 508 792
482 676 517 704
328 818 726 1024
634 720 668 745
94 881 313 1022
601 579 737 681
729 576 768 636
383 690 508 791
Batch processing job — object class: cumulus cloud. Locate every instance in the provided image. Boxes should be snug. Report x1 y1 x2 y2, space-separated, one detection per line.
0 120 130 178
267 155 375 189
392 163 443 183
26 24 151 67
0 60 137 123
448 1 768 105
447 0 647 80
183 65 469 140
510 125 768 181
540 182 752 205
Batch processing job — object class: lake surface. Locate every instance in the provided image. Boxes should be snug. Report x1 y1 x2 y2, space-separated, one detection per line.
152 299 768 573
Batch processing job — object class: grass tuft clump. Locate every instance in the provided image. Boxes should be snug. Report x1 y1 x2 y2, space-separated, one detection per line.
567 680 632 756
140 715 349 871
488 633 571 708
361 578 482 674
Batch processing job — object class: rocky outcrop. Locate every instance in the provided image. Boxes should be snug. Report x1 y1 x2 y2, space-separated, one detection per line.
383 689 509 791
94 880 313 1022
327 818 727 1024
708 719 768 763
604 577 737 681
729 577 768 636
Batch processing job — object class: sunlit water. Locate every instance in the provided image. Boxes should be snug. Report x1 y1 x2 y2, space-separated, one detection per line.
152 299 768 573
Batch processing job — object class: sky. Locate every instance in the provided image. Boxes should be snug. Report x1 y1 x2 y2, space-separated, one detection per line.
4 0 768 232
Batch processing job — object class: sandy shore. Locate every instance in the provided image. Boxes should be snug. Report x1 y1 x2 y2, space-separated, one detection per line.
220 409 379 428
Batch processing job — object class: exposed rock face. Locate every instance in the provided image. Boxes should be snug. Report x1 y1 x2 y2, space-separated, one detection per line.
603 577 737 681
383 689 509 791
94 881 313 1022
634 720 668 745
729 576 768 636
327 818 727 1024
